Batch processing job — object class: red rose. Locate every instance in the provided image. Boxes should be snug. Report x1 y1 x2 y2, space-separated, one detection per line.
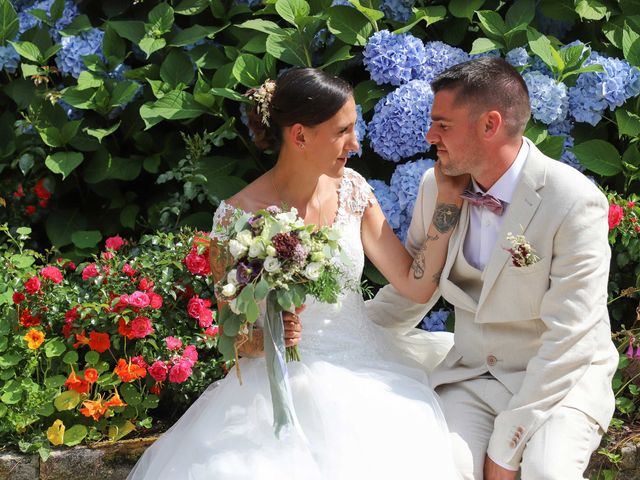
65 307 80 322
105 235 126 251
122 264 136 277
82 263 99 280
205 326 219 337
19 309 41 327
182 345 198 365
40 266 63 284
628 201 635 209
101 251 114 261
149 292 163 309
12 292 25 304
138 278 154 291
130 316 154 339
185 251 210 276
34 179 51 201
198 308 214 328
148 361 168 382
63 261 77 271
150 383 162 395
24 276 41 294
25 205 36 215
168 359 192 384
13 184 24 198
608 204 624 230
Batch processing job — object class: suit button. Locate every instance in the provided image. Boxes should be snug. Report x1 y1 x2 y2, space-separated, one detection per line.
487 355 497 366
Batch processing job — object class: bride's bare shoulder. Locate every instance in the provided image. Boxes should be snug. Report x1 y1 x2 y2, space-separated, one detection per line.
225 173 275 213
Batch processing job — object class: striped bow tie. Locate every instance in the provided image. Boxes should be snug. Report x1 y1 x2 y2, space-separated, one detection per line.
460 190 505 216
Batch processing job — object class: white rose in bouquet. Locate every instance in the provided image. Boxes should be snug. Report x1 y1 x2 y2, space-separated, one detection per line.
264 256 281 273
236 230 253 246
227 269 238 285
249 238 266 258
303 262 323 281
228 239 248 259
222 283 237 297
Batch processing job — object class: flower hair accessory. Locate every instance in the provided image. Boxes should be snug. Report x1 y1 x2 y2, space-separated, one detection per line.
245 79 276 127
504 232 539 267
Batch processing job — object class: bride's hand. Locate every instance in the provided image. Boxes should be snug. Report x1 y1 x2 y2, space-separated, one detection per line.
433 161 470 200
283 305 305 347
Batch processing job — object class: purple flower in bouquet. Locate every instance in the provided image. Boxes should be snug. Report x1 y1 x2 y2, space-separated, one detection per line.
237 260 263 285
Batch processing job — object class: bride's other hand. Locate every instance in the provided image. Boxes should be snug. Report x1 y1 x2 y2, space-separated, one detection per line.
283 305 305 347
433 161 470 200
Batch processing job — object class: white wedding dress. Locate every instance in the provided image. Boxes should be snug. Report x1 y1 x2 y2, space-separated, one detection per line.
128 168 459 480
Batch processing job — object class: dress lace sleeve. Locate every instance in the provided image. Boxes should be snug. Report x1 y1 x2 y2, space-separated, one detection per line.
337 168 378 221
209 201 238 242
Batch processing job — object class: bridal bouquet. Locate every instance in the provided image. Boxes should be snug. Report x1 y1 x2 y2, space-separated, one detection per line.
212 205 346 437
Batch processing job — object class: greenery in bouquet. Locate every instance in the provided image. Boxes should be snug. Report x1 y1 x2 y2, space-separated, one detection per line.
212 205 346 363
0 224 227 458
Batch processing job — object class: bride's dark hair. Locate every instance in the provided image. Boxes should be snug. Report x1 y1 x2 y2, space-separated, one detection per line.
246 68 353 151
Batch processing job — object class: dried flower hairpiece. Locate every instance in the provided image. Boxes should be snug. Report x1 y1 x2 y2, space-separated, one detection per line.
245 79 276 127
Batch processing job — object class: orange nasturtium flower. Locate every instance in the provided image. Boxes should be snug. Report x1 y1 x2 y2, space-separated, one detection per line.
80 397 107 421
114 358 147 382
64 368 90 395
88 331 110 353
24 329 45 349
84 368 99 383
104 389 127 408
46 419 65 446
73 330 90 349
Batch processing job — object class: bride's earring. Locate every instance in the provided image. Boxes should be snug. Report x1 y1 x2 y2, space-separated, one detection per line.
298 143 305 149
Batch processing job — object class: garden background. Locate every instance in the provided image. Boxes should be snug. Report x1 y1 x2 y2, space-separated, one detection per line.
0 0 639 477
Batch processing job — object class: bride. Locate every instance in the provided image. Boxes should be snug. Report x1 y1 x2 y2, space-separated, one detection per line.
128 67 466 480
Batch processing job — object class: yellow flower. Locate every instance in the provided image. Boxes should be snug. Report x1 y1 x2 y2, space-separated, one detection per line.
24 329 45 349
46 419 65 446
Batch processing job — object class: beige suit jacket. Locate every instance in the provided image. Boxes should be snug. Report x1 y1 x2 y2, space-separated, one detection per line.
366 142 618 468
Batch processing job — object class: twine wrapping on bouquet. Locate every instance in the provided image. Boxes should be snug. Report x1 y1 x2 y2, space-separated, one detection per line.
263 290 307 441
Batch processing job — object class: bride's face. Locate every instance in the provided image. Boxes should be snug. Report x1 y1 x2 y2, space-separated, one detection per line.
302 96 359 178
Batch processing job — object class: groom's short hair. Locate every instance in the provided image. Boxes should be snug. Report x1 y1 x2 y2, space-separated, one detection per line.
431 57 531 138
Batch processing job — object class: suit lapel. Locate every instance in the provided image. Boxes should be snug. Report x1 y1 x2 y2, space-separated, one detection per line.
477 143 547 310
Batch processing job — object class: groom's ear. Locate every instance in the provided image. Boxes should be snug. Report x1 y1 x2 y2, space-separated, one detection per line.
480 110 502 139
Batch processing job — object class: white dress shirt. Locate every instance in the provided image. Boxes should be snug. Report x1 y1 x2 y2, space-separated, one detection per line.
463 138 530 271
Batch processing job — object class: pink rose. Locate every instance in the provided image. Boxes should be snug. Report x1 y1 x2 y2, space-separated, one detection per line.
168 360 193 384
24 276 41 294
149 292 163 309
198 308 213 328
105 235 126 251
608 204 624 230
187 295 211 319
129 316 154 339
205 326 219 337
40 266 63 284
148 360 168 382
128 291 150 309
82 263 99 280
182 345 198 365
122 263 136 277
131 355 148 370
101 251 114 261
628 201 635 209
185 251 210 276
165 336 182 351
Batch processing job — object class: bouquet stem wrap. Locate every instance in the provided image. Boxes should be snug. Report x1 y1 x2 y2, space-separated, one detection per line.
263 290 305 440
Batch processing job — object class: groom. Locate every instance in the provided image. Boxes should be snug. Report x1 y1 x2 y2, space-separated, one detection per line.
367 57 618 479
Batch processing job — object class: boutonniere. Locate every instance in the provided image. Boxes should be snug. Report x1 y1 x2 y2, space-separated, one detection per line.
504 232 539 267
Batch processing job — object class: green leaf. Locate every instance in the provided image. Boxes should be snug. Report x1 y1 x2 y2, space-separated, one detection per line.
108 21 145 43
139 91 208 129
232 54 264 87
169 24 225 47
102 25 126 64
469 37 504 55
449 0 485 19
0 0 19 46
536 135 564 160
174 0 210 15
347 0 384 23
148 2 174 34
44 375 67 389
393 5 447 34
527 27 556 70
84 121 121 143
85 351 100 365
45 152 84 180
138 36 166 58
571 140 623 176
120 383 142 406
0 353 19 368
62 350 79 364
237 19 285 35
9 40 41 62
217 334 235 361
266 31 309 66
10 253 35 268
110 81 141 108
120 204 140 230
276 289 295 311
160 49 194 87
321 44 353 68
275 0 310 26
71 230 102 249
44 339 66 358
616 109 640 137
209 87 250 103
575 0 608 20
505 0 535 29
255 278 270 301
54 390 81 411
327 6 372 47
46 209 88 247
204 176 246 201
625 37 640 67
63 425 87 446
59 14 92 36
1 380 22 405
62 86 96 109
476 11 507 38
77 71 103 90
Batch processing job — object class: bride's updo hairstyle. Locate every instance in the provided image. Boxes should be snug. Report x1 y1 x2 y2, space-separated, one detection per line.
246 68 353 151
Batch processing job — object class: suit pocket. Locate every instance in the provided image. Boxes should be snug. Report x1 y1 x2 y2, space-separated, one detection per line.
502 258 545 276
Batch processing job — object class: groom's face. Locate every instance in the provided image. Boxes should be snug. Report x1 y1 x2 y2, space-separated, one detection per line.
426 89 480 177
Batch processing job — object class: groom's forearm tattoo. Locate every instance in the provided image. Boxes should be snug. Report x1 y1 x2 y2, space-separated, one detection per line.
433 203 461 234
411 233 439 280
432 268 443 283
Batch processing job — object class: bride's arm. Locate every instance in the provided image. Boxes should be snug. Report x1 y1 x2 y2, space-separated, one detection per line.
209 239 301 357
361 165 466 304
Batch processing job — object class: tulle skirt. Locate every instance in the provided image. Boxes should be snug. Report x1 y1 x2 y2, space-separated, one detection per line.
128 341 459 480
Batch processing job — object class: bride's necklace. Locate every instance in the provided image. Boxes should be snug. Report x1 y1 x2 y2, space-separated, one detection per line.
269 169 327 227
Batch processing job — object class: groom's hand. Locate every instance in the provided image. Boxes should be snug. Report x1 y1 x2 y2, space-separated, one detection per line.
484 456 517 480
283 305 305 347
433 161 470 199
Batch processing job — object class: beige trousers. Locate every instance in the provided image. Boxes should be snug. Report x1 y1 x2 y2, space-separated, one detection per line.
436 378 603 480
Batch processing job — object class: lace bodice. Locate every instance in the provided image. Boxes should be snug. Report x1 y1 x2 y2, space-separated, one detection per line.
210 168 388 364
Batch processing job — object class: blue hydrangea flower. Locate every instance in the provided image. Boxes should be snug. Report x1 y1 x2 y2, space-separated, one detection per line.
523 71 568 125
233 0 262 7
420 309 450 332
547 119 585 172
379 0 414 22
18 0 78 41
57 98 82 120
368 80 433 162
368 179 401 230
0 44 20 73
420 41 469 84
311 28 336 53
569 52 640 126
347 104 367 158
505 47 530 68
390 158 434 241
56 28 105 78
363 30 427 86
